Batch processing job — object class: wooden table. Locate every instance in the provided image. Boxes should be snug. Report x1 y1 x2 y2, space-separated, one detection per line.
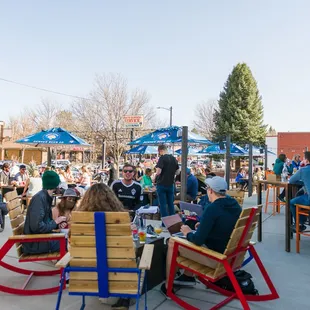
257 180 298 252
143 189 156 206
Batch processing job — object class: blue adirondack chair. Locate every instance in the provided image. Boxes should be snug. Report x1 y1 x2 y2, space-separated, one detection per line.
55 211 154 310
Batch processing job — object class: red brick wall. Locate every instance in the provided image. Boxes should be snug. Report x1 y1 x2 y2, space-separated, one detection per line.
278 132 310 159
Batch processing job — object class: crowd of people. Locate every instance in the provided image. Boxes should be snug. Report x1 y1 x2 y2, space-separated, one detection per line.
3 147 310 308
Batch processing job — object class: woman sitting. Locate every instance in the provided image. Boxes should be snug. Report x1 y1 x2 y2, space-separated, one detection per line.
52 188 80 229
77 165 91 190
64 165 75 183
235 168 248 190
141 168 154 189
22 169 42 200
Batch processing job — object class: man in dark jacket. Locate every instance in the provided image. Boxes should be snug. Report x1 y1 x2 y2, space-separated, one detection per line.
23 170 66 254
161 176 241 296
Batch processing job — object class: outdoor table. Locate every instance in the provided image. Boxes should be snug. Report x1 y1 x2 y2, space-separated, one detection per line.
134 236 165 292
257 180 298 252
143 188 156 206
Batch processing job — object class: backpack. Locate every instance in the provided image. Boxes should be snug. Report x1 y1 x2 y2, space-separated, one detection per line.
213 270 259 295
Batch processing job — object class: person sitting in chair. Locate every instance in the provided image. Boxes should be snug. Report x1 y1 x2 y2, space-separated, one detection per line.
161 176 241 297
23 171 67 255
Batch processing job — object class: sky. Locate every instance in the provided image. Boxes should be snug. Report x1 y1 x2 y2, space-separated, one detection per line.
0 0 310 132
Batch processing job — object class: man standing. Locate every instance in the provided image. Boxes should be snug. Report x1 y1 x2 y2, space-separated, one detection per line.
23 170 67 254
289 151 310 232
156 145 179 217
111 163 143 211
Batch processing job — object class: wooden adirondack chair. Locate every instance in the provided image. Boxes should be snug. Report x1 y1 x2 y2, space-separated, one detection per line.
0 190 67 295
226 190 245 206
55 211 154 310
167 206 279 310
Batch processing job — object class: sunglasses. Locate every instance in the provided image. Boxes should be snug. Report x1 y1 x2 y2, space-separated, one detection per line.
123 169 134 173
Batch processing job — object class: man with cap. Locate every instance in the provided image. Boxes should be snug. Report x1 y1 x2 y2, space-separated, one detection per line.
161 176 242 297
23 170 67 255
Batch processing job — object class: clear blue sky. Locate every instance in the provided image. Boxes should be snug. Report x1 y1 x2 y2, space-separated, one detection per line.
1 1 309 132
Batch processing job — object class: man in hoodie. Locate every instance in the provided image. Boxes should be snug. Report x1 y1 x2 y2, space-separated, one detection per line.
273 154 293 202
289 151 310 232
161 176 241 296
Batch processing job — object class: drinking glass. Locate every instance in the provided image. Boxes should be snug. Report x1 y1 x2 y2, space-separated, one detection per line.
154 225 163 236
138 228 147 243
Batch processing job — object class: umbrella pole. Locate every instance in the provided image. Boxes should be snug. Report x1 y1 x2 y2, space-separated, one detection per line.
47 147 52 166
180 127 188 202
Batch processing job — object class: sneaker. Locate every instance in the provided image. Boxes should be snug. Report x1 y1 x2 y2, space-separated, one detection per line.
174 274 196 286
111 298 132 309
292 224 307 233
160 283 175 299
277 196 286 203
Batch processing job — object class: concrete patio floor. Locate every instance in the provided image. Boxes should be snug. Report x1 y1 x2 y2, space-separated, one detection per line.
1 191 310 309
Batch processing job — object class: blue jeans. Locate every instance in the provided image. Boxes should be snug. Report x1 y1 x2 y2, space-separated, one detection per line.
290 194 310 225
156 185 175 218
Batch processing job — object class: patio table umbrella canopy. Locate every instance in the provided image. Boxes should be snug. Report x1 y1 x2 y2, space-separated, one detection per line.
128 126 213 146
175 147 200 156
125 145 160 155
15 127 91 147
199 143 247 156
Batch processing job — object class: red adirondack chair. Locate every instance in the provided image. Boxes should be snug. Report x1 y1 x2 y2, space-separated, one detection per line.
0 190 66 295
167 205 279 309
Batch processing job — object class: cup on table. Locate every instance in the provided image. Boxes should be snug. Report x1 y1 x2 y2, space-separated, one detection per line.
154 225 163 236
138 228 147 243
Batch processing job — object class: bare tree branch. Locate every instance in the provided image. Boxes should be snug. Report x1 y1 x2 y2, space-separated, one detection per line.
193 99 218 138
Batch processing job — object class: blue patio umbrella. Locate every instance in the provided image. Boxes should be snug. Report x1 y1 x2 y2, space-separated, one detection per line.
199 143 247 156
175 147 200 156
125 145 159 155
128 126 213 145
15 127 91 147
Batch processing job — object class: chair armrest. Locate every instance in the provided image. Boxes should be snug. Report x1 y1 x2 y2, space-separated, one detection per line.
9 233 66 240
55 252 71 268
171 237 227 261
139 244 154 270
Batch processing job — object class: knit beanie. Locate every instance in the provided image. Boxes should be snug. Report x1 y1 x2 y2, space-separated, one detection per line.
42 170 60 190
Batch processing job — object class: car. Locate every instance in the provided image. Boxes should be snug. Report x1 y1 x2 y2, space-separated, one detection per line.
39 159 71 168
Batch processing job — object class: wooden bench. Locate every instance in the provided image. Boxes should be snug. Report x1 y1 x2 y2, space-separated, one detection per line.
0 190 66 295
55 211 154 310
167 205 278 310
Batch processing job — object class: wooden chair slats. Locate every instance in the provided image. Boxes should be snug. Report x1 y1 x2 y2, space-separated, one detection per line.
69 280 139 294
70 235 133 247
4 190 18 201
70 246 136 259
10 215 24 229
12 223 24 236
7 198 21 211
70 223 131 236
70 272 139 282
70 258 137 268
226 190 245 206
9 207 23 220
71 211 130 224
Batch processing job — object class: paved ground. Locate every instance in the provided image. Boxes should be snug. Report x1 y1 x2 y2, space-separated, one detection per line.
1 191 310 309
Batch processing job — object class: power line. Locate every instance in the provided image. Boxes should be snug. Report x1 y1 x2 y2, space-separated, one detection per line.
0 77 92 101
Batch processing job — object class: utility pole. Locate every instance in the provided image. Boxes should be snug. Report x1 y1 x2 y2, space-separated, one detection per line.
180 126 188 202
248 143 253 197
169 106 173 126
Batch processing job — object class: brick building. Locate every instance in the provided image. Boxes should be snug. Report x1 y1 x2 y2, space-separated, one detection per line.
277 132 310 159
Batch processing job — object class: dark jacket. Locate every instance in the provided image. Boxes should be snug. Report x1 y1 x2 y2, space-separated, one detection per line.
186 196 241 253
23 189 58 254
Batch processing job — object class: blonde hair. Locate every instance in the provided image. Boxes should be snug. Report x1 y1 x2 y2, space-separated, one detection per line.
32 170 40 178
78 183 125 212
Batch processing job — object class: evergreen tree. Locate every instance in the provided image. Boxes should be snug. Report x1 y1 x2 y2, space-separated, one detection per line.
212 63 266 144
